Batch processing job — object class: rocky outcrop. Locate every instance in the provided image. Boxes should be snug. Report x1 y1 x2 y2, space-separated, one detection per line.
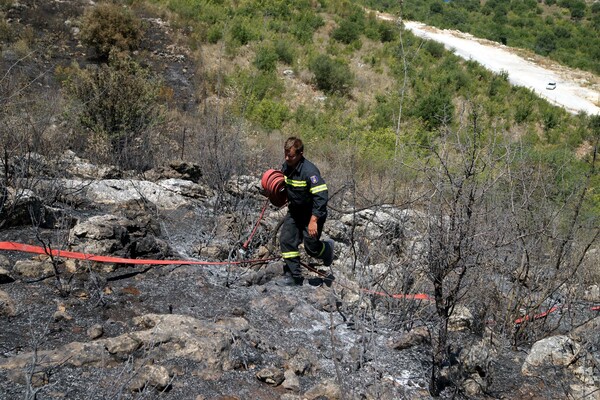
0 313 249 383
522 335 600 399
68 214 172 262
522 335 580 375
50 178 198 211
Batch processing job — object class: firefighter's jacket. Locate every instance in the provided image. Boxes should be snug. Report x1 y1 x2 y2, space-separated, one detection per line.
281 157 328 218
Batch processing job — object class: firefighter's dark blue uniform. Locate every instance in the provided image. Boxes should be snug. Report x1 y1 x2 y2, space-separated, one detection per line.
280 157 331 282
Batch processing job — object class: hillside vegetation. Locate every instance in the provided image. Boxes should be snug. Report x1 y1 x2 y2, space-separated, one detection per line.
154 0 598 211
365 0 600 75
2 0 598 196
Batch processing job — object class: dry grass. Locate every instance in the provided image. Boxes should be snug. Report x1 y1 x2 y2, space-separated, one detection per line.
350 40 394 103
575 140 594 160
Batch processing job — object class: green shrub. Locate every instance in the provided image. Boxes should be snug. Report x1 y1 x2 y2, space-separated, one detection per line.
250 99 290 130
230 19 256 45
235 71 284 110
378 22 397 43
332 19 361 44
291 12 324 44
254 44 278 72
0 12 11 42
163 0 223 24
534 31 557 55
79 3 143 59
542 108 561 132
207 23 224 44
424 40 445 58
370 93 396 130
514 100 533 123
589 115 600 136
413 88 454 130
309 54 354 95
274 39 294 64
430 2 444 14
64 52 163 170
559 0 586 19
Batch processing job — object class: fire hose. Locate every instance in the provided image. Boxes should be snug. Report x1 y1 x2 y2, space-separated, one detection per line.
1 168 598 324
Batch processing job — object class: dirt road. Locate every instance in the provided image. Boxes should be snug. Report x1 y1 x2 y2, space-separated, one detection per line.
376 13 600 115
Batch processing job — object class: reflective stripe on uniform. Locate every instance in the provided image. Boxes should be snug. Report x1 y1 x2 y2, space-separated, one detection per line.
285 178 307 187
282 251 301 258
317 243 326 257
310 184 327 194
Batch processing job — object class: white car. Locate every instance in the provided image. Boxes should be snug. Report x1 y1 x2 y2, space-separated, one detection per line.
546 82 557 90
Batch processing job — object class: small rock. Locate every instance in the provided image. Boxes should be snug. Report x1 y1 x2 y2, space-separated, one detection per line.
106 335 142 354
129 365 171 391
0 290 16 317
282 369 300 391
53 310 72 322
255 366 284 386
64 259 78 274
463 374 486 396
13 259 55 278
87 324 104 340
388 326 429 350
0 254 10 268
448 305 473 331
0 267 15 284
583 285 600 302
280 394 302 400
304 379 341 399
522 335 580 376
286 348 315 376
8 369 48 387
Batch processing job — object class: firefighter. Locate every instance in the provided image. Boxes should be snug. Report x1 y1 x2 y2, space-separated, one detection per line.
279 136 334 286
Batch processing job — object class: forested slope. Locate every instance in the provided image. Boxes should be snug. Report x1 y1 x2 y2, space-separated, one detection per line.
364 0 600 75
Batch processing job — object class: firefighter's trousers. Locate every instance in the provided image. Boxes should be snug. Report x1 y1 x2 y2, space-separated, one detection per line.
280 212 328 279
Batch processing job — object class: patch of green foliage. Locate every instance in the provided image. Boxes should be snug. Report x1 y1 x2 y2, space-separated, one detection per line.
365 0 600 74
63 52 164 170
309 54 354 95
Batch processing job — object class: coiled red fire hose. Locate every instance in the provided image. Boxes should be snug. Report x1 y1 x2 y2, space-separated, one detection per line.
261 169 287 207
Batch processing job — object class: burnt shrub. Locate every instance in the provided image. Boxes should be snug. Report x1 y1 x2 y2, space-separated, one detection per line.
80 3 143 59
